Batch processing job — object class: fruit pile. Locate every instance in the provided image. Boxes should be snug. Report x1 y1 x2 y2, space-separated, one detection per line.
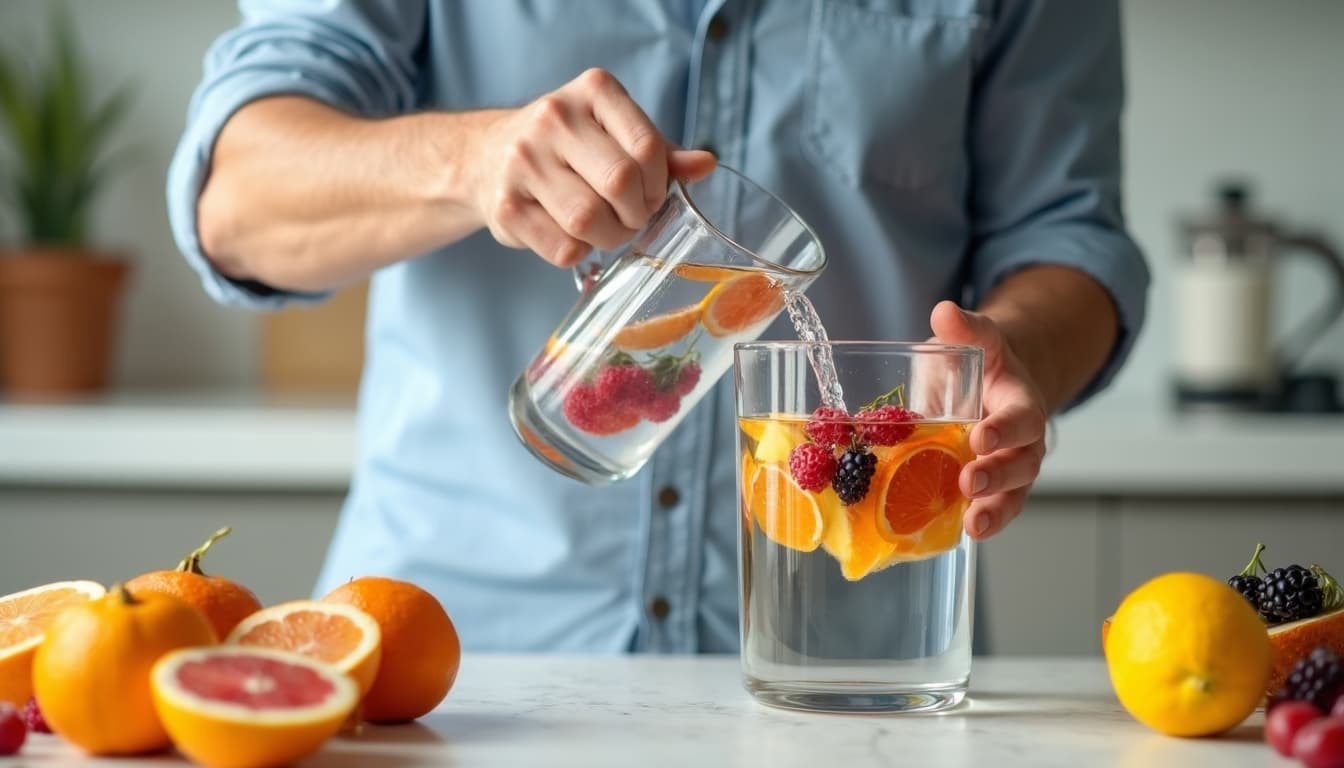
1225 544 1344 693
787 387 922 502
563 349 701 435
1266 648 1344 767
551 266 785 437
740 385 974 581
0 527 460 767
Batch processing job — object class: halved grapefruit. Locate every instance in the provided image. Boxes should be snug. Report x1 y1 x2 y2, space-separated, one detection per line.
700 272 786 337
225 600 382 697
151 646 358 768
0 580 105 706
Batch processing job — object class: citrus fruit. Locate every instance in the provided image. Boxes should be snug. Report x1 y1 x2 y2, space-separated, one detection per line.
226 600 382 697
125 527 264 641
1268 606 1344 694
612 304 701 351
700 272 785 337
321 577 460 723
745 463 825 552
748 417 806 464
151 646 357 768
1104 572 1272 737
33 585 217 755
0 580 105 707
873 443 970 558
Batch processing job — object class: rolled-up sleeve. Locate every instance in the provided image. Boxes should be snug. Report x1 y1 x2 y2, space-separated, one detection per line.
166 0 426 309
967 0 1150 408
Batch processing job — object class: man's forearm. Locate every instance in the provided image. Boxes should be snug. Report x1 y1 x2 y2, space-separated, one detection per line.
976 265 1120 414
197 96 491 292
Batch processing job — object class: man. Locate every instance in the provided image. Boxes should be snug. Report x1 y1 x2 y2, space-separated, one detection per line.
168 1 1148 653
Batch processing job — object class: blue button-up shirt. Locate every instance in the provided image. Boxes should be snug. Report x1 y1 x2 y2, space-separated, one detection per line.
168 0 1149 654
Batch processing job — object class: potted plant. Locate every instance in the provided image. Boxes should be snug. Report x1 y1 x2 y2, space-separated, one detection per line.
0 8 135 396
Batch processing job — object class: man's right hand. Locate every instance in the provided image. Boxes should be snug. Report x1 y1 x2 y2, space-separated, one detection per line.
465 68 717 268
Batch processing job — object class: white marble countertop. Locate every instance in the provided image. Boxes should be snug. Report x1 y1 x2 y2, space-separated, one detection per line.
1 389 1342 495
18 655 1286 767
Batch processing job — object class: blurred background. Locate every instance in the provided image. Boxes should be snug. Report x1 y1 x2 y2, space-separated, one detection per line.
0 1 1340 656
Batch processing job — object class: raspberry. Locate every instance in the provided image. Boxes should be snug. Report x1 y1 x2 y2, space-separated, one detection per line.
19 698 49 735
832 447 877 504
1260 565 1325 625
671 361 701 397
596 364 657 409
788 442 837 492
642 391 681 423
1279 648 1344 713
805 406 853 448
0 702 26 756
563 383 639 435
856 405 919 446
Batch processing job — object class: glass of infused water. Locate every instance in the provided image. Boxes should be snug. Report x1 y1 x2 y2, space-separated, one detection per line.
509 165 826 485
734 340 983 713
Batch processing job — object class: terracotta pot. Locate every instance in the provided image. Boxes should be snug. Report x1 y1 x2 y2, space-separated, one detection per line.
0 247 131 397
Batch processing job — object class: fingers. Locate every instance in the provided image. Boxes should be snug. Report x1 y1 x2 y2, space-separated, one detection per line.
960 442 1045 500
963 486 1031 541
582 68 669 213
971 397 1047 454
557 117 658 232
530 152 638 251
668 148 717 183
929 301 1001 357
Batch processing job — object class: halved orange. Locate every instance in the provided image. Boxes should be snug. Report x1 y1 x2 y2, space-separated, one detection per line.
612 304 701 351
0 580 106 705
700 272 786 337
151 646 358 768
226 601 382 697
746 464 825 552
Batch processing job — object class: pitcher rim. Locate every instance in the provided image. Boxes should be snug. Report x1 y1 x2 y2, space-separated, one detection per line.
672 164 827 278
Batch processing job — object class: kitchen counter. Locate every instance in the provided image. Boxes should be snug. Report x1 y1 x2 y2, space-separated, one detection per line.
1 390 1342 494
18 655 1283 767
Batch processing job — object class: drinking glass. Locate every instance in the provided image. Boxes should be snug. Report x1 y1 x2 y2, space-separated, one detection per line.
734 341 984 713
509 165 826 485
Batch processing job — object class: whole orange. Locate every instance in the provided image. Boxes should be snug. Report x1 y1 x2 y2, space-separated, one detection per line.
322 577 460 723
125 527 263 640
32 585 217 755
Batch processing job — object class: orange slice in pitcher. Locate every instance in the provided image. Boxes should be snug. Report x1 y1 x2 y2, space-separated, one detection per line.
746 464 824 552
700 272 786 337
612 304 702 351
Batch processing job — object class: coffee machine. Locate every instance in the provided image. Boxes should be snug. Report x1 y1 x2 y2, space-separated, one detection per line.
1173 183 1344 413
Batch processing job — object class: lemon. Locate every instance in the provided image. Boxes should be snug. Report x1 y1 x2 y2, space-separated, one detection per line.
1104 572 1271 737
752 420 805 464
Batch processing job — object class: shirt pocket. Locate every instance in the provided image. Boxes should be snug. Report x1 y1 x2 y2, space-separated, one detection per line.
801 0 985 190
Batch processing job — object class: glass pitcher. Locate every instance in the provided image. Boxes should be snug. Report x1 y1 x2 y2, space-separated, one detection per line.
508 164 826 485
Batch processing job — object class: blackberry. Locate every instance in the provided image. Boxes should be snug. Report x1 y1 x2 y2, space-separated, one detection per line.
832 447 877 504
1228 542 1269 618
1279 648 1344 712
1227 574 1263 613
1259 564 1324 625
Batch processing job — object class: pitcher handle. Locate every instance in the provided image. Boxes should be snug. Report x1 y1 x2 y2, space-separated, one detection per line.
1274 232 1344 370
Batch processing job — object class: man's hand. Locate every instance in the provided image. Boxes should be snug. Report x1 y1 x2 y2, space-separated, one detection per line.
929 300 1049 541
468 68 716 267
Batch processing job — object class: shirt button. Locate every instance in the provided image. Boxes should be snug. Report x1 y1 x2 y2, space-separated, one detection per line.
706 14 729 40
657 486 680 508
650 596 672 620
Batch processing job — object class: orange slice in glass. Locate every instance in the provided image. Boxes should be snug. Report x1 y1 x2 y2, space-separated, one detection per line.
700 272 786 337
612 304 702 351
873 443 971 559
746 464 825 552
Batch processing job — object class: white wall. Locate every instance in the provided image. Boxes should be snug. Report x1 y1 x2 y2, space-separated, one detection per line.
1 0 1341 408
0 0 253 389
